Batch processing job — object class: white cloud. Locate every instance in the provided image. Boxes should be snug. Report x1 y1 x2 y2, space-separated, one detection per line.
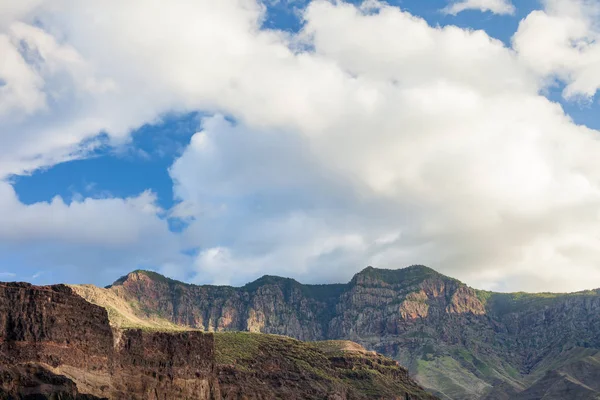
0 16 118 177
0 33 46 117
31 272 43 279
0 0 350 176
443 0 516 15
168 1 600 291
0 0 44 29
2 0 600 291
170 115 378 284
0 182 185 284
514 0 600 99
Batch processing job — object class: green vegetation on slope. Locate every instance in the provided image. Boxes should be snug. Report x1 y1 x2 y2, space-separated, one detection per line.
215 332 332 376
242 275 348 302
352 265 459 287
214 332 437 399
478 289 600 315
69 284 189 331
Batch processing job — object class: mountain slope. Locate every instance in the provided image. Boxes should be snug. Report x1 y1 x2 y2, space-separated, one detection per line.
71 265 600 399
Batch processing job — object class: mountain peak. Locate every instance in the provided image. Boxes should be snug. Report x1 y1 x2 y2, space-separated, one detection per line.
242 274 301 291
351 265 448 286
108 269 185 288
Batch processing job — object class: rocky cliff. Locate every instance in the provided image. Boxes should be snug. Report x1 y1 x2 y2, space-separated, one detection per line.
0 281 435 399
71 265 600 399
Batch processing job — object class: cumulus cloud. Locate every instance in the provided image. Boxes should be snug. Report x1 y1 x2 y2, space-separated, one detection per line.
2 0 600 291
169 1 600 291
514 0 600 99
169 115 382 285
443 0 516 15
0 15 117 176
0 182 185 284
0 0 351 177
0 0 44 29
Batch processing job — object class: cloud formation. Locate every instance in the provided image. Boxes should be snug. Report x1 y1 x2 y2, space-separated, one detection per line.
514 0 600 99
0 182 183 284
2 0 600 291
443 0 516 15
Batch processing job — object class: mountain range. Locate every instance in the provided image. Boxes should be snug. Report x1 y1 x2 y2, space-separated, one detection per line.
2 265 600 399
70 265 600 399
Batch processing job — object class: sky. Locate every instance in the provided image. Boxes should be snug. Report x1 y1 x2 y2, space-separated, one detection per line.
2 0 600 292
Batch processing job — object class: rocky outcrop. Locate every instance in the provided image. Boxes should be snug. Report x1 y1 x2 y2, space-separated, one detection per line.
0 363 104 400
0 281 435 400
0 283 113 366
0 282 216 399
73 265 600 399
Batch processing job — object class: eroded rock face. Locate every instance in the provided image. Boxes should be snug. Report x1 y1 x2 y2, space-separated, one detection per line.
0 363 103 400
0 283 113 369
0 282 217 400
111 329 215 399
0 281 435 400
108 266 488 340
110 272 336 341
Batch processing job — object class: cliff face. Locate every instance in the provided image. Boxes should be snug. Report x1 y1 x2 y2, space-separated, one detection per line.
74 266 600 400
0 281 435 400
106 272 342 341
0 282 216 400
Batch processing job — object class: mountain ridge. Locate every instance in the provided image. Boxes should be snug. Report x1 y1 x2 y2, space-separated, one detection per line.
111 265 599 297
110 265 455 292
71 264 600 399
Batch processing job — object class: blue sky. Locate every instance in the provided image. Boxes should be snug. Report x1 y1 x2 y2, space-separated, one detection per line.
3 0 600 292
12 112 201 210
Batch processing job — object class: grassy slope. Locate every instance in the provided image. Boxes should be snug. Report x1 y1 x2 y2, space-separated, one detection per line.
215 332 436 399
524 347 600 386
476 289 600 316
69 284 188 331
412 348 525 400
414 289 600 399
514 351 600 399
